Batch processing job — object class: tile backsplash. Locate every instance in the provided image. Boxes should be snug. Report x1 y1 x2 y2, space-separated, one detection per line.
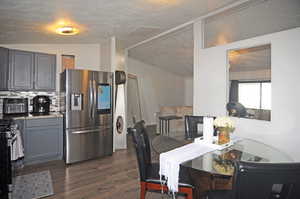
0 91 59 114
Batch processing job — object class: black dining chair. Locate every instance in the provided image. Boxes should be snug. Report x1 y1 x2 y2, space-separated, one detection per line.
128 121 193 199
206 161 300 199
184 116 216 140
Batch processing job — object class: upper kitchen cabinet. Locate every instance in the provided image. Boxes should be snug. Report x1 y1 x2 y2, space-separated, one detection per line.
0 48 56 91
0 47 9 90
9 50 34 90
34 53 56 90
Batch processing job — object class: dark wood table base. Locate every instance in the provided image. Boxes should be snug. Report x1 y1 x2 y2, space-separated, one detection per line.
187 168 232 199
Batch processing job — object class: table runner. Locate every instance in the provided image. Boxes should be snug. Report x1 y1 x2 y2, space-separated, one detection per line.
159 142 217 194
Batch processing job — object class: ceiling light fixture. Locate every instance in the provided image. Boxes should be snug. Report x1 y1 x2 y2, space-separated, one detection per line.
148 0 180 5
56 26 79 35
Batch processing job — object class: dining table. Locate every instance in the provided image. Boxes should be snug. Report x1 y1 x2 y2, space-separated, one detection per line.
151 135 294 198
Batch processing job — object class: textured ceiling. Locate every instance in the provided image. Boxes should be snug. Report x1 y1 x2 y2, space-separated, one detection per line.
128 26 272 76
129 25 193 76
128 0 299 77
0 0 238 47
229 44 271 72
204 0 300 48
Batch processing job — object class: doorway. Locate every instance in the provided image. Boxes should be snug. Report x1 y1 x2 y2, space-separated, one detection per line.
127 74 142 128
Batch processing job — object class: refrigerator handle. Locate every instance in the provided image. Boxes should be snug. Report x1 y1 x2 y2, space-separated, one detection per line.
93 80 97 119
89 80 93 119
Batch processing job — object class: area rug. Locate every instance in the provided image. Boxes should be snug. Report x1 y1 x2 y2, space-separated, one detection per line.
12 170 54 199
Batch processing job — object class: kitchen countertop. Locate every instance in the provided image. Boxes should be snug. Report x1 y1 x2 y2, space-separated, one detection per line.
0 112 63 120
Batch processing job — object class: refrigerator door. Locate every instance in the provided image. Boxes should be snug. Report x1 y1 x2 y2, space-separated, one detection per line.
93 71 113 127
65 69 94 129
65 126 112 164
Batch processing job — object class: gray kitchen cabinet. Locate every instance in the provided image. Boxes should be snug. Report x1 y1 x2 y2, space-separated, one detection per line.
24 117 63 165
0 47 9 90
34 53 56 91
0 48 56 91
9 50 34 90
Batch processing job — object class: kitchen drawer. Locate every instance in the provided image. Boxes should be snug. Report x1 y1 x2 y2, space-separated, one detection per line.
26 117 62 128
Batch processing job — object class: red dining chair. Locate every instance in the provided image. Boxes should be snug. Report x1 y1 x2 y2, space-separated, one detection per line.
128 121 194 199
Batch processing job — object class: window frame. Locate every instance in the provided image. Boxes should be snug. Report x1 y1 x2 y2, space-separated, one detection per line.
238 80 271 110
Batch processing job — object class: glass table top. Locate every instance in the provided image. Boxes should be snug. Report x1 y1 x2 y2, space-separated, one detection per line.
151 135 294 176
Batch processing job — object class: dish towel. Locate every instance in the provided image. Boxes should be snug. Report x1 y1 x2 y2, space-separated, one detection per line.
10 126 24 161
159 142 217 194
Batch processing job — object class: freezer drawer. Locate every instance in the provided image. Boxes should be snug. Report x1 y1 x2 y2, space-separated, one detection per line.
65 127 112 164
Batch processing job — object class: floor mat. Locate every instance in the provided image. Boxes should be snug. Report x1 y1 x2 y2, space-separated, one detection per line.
12 170 54 199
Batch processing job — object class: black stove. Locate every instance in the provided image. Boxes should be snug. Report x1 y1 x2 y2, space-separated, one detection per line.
0 119 13 199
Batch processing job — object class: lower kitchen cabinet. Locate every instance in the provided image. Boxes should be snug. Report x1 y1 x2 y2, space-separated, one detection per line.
24 117 63 165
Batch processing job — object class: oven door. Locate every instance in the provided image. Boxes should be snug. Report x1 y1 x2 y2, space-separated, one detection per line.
0 133 12 199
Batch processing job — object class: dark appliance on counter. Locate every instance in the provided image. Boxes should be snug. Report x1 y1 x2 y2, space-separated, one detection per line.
0 119 13 199
3 98 28 116
32 95 51 115
60 69 113 164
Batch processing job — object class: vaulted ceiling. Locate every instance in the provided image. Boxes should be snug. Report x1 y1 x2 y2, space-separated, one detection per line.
229 44 271 72
129 25 193 76
128 0 300 77
0 0 238 47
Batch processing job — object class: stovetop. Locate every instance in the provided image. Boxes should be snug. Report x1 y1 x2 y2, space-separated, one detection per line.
0 119 13 132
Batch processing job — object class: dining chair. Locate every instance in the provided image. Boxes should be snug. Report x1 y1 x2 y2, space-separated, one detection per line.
206 161 300 199
184 116 216 140
128 121 194 199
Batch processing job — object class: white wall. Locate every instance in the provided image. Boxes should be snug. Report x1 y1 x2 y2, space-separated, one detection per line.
100 40 112 72
110 37 127 150
116 39 126 71
194 27 300 160
0 44 101 91
128 58 188 124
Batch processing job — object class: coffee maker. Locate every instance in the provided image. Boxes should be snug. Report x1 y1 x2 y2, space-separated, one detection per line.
32 96 51 115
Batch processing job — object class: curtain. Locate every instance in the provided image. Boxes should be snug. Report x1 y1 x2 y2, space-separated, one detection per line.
229 80 239 102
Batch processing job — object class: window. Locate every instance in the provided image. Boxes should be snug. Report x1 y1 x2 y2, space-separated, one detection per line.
238 82 271 110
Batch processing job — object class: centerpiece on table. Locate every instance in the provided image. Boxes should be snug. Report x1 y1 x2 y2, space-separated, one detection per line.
213 116 235 145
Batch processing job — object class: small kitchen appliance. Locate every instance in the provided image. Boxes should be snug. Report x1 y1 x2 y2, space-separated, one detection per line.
3 98 28 116
32 95 51 115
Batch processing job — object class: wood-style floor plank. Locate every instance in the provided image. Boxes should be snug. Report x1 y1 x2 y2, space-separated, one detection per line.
17 137 175 199
17 133 231 199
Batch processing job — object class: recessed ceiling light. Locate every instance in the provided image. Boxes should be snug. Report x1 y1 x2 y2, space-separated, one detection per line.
56 26 79 35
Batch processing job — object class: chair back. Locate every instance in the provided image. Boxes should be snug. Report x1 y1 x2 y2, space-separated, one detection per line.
184 115 203 139
232 161 300 199
128 121 151 182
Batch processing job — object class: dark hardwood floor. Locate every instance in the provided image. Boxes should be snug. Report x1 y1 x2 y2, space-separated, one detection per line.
17 127 231 199
20 143 129 198
17 134 172 199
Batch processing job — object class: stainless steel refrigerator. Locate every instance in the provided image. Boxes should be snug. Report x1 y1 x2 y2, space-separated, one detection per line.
60 69 113 164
